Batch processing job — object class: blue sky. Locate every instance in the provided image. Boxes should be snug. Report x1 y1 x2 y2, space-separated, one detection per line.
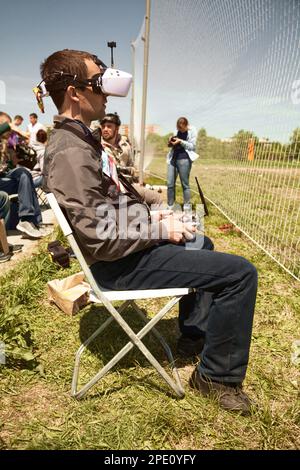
1 0 300 142
145 0 300 142
0 0 145 128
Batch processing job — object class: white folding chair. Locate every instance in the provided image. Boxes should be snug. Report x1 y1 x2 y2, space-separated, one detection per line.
47 193 193 400
36 188 49 207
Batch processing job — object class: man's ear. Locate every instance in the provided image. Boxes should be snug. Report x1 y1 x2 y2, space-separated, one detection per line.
66 85 79 103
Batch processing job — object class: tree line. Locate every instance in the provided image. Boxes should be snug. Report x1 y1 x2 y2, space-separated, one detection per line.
146 127 300 161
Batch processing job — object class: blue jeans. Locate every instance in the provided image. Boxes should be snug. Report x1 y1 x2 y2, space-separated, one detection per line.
33 175 44 188
0 167 42 225
167 158 192 206
0 191 10 227
91 235 258 383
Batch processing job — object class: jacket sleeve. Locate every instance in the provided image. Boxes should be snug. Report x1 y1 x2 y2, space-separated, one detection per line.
47 146 161 262
180 127 197 151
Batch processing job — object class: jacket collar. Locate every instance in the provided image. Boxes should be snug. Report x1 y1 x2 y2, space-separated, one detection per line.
53 115 101 143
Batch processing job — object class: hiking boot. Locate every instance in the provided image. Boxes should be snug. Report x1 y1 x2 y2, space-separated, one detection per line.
0 252 12 263
8 243 23 253
16 221 44 239
189 368 252 415
177 335 205 358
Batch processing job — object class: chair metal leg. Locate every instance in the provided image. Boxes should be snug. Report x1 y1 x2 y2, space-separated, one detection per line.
72 297 185 400
130 300 184 394
71 300 130 397
48 199 191 401
37 188 49 207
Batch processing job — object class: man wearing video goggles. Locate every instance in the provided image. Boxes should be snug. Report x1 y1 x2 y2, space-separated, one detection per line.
34 53 132 113
42 49 257 415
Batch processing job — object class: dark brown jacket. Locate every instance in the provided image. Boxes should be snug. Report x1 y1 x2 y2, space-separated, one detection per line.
43 116 160 265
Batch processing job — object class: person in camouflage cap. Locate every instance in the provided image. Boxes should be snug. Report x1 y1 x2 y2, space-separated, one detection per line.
100 113 162 207
100 113 134 175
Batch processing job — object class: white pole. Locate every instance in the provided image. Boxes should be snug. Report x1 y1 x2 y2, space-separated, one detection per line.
139 0 151 184
130 41 135 161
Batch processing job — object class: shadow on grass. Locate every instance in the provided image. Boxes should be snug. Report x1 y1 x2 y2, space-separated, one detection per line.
77 303 193 397
79 303 180 366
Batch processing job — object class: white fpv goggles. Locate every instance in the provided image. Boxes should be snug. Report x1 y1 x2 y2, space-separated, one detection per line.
72 68 133 97
33 56 132 112
99 68 132 97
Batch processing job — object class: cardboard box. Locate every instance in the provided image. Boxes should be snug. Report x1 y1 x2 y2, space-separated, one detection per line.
47 272 90 315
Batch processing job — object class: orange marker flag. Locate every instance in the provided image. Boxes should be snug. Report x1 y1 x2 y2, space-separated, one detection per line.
248 139 255 161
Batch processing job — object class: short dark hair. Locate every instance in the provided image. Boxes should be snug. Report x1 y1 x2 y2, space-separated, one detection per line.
40 49 100 110
0 111 12 123
177 117 189 129
36 129 47 144
14 115 23 121
30 113 38 119
100 113 121 127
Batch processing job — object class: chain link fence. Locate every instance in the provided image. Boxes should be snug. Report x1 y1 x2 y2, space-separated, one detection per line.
133 0 300 280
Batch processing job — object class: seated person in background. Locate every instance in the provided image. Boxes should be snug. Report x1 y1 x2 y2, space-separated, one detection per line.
0 190 11 262
27 113 46 151
0 112 29 168
6 123 46 188
0 113 29 142
0 191 23 262
0 112 45 238
7 115 29 149
30 128 47 188
100 113 163 208
0 112 11 168
100 113 134 176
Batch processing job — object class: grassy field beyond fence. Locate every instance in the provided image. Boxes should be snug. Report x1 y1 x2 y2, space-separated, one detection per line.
0 188 299 450
146 152 300 280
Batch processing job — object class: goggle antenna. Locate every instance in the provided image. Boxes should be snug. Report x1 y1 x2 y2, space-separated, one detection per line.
107 41 117 68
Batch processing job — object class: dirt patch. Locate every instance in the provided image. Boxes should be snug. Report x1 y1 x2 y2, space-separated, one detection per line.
0 382 69 448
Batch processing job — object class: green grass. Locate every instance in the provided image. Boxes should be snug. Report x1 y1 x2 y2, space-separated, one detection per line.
146 154 300 280
0 192 299 450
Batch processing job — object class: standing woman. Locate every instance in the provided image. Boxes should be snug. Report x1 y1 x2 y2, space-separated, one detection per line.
167 117 198 208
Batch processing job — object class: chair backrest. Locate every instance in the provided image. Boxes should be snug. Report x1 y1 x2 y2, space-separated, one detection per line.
46 192 106 299
46 193 73 237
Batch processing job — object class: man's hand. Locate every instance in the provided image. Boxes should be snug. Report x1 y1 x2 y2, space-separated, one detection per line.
150 209 173 223
160 212 196 244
